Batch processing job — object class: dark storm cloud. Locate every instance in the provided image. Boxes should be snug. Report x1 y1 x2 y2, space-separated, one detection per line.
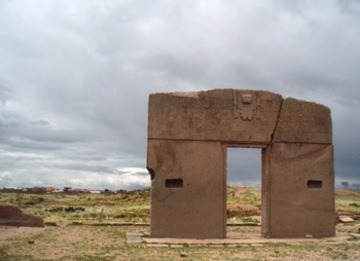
0 0 359 189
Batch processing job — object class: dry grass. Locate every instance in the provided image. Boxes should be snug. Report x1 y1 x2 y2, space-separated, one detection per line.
1 225 359 261
0 190 150 223
0 187 359 260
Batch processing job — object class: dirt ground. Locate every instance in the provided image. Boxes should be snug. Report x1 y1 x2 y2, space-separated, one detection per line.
1 188 359 260
0 222 359 261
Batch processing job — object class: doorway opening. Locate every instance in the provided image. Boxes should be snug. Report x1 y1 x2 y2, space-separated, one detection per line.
226 147 262 230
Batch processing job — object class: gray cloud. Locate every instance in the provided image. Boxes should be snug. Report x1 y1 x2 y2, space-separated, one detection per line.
0 0 359 189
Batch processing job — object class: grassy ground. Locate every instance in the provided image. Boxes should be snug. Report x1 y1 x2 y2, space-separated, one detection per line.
0 190 151 223
335 190 360 215
0 225 359 261
1 187 359 223
0 187 359 260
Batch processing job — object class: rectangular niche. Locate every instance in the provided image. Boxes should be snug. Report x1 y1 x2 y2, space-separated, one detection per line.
307 180 322 189
165 179 183 188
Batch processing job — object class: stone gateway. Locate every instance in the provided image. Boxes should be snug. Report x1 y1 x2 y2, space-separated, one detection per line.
147 89 334 238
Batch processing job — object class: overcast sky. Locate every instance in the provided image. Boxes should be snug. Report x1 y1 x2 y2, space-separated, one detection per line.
0 0 359 190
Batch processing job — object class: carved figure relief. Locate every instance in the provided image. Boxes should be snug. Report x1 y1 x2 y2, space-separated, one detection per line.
147 89 334 239
233 91 260 121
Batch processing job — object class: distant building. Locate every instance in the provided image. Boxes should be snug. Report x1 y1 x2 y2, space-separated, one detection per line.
1 187 22 193
44 187 59 193
63 187 72 192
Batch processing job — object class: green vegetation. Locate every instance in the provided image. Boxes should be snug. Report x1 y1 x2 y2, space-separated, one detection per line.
1 231 359 261
227 186 261 206
0 187 359 260
335 191 360 215
1 187 359 224
228 186 360 216
0 190 150 223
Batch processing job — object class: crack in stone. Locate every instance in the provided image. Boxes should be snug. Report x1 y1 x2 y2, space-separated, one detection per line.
270 98 284 143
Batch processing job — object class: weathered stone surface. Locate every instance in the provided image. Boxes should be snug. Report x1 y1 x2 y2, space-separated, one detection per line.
147 139 226 238
147 89 335 239
0 204 44 227
273 98 332 143
126 231 144 245
339 216 355 223
148 89 282 144
262 143 335 238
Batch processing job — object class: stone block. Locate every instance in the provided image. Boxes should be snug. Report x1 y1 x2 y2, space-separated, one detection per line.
273 98 332 143
147 89 335 239
147 139 226 238
262 143 335 238
148 89 282 144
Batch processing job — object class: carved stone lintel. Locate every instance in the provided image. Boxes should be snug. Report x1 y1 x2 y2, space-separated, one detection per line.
233 91 260 121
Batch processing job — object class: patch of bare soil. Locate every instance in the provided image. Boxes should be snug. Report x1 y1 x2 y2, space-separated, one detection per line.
0 226 45 241
0 224 128 260
227 204 260 217
1 223 359 261
234 186 248 198
335 189 359 196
